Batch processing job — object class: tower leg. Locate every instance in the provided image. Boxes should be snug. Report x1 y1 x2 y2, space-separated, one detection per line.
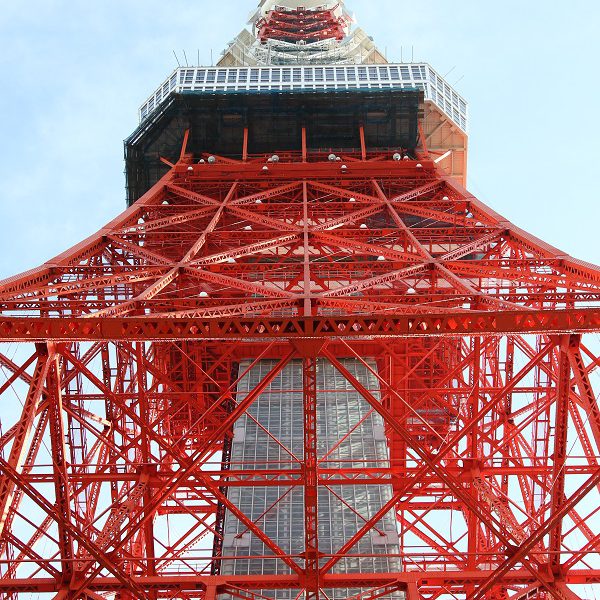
205 585 217 600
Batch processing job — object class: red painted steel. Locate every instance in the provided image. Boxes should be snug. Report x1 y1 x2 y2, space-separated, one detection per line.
0 142 598 599
257 6 348 44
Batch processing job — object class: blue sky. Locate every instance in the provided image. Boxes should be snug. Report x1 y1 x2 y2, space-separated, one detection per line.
0 0 599 278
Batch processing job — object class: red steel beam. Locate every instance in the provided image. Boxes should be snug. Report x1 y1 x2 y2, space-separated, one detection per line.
302 354 320 598
0 145 598 599
46 350 75 587
548 336 574 576
0 454 149 597
0 570 599 594
0 308 597 342
0 345 52 539
471 466 600 599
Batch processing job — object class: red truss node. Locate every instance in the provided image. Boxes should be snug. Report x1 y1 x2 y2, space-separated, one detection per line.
0 140 599 599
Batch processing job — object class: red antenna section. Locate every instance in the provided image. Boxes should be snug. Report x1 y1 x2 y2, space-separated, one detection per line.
258 6 348 44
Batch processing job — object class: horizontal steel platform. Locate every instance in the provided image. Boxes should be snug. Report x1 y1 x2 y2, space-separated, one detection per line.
1 570 598 594
139 63 467 131
0 308 598 341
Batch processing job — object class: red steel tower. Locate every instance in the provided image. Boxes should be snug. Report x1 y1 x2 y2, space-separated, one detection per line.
0 2 599 599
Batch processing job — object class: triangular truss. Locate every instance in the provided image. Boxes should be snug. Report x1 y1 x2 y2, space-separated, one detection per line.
0 147 599 599
2 153 599 324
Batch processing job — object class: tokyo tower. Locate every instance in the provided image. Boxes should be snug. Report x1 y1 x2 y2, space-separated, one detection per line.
0 1 599 599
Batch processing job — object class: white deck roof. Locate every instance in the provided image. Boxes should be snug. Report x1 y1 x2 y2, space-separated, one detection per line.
139 63 468 133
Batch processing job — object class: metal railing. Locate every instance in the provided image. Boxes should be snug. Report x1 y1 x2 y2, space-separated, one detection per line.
139 63 468 132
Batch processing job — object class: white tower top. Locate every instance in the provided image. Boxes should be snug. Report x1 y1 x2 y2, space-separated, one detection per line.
221 0 384 66
137 0 469 185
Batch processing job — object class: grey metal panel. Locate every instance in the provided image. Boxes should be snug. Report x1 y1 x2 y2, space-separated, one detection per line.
220 358 402 599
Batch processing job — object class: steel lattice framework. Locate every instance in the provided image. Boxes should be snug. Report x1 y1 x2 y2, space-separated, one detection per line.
0 134 599 600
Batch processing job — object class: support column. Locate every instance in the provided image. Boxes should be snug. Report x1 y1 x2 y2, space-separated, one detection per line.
549 335 573 576
0 344 52 539
302 181 312 317
406 581 422 600
302 126 307 163
300 178 318 597
501 337 515 498
47 348 74 585
359 124 367 160
136 342 157 599
242 127 249 162
467 337 481 572
204 586 217 600
303 354 320 599
417 121 429 157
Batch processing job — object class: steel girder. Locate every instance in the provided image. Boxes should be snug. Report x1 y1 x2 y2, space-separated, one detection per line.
0 148 598 599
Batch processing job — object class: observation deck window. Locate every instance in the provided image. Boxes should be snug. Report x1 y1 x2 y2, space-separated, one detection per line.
411 66 423 80
138 63 468 134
